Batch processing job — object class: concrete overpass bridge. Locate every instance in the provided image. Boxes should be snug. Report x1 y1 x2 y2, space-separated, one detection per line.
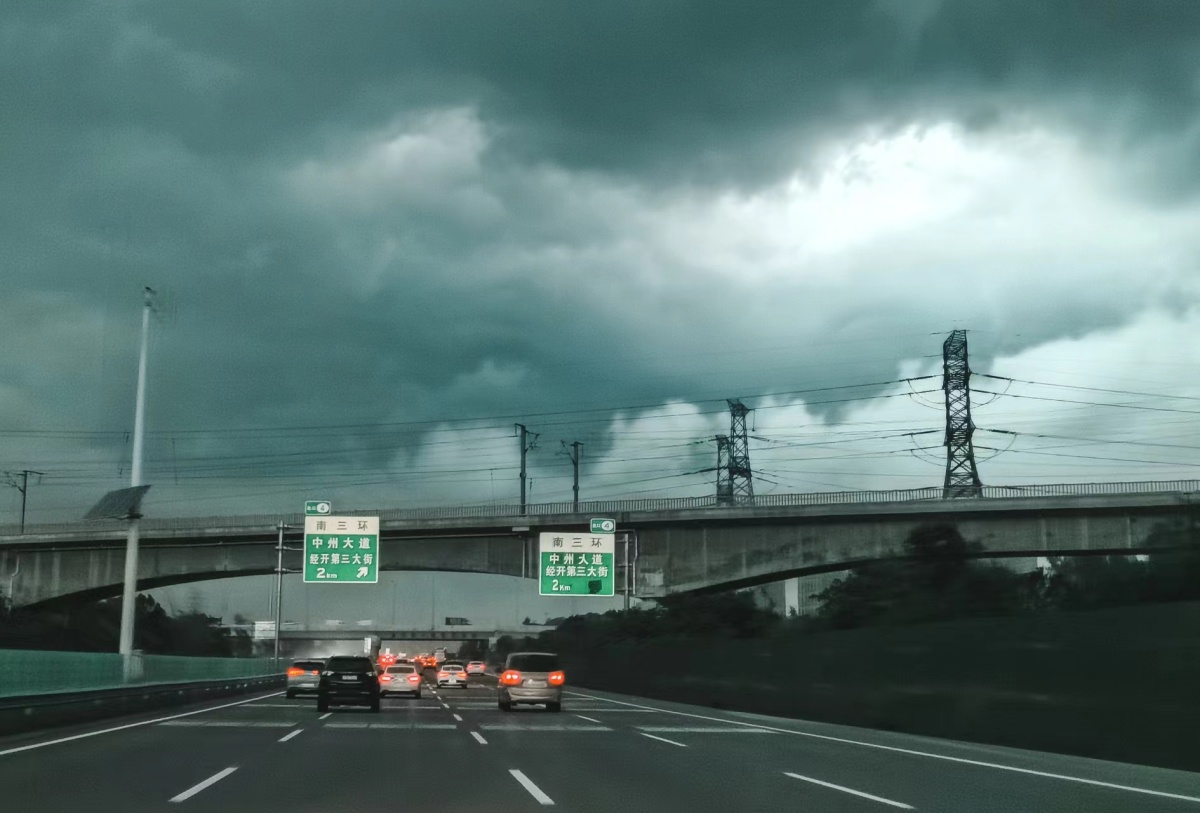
1 480 1196 607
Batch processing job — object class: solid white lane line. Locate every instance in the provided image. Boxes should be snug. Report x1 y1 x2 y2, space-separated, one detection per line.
567 692 1200 805
785 772 914 810
470 731 488 745
641 733 687 748
278 730 302 743
453 714 463 722
575 715 602 724
169 767 238 803
0 692 284 758
510 769 554 805
319 712 332 720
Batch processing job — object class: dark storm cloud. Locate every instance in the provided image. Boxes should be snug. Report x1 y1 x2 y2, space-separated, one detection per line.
2 1 1199 519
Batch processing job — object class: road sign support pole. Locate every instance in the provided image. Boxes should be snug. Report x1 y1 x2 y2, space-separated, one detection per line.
274 521 286 668
623 533 630 610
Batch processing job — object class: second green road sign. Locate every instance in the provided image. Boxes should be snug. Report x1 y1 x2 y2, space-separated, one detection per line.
304 515 379 583
539 532 615 596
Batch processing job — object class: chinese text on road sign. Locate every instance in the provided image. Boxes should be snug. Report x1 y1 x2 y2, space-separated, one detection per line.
590 518 616 533
539 532 615 596
305 500 332 516
304 515 379 584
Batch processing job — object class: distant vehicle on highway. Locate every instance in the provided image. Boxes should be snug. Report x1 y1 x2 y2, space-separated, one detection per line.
317 655 381 713
437 662 468 688
380 663 423 698
498 652 564 712
465 661 486 675
286 659 324 698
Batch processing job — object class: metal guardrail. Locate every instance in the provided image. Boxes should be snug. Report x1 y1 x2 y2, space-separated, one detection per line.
2 479 1197 538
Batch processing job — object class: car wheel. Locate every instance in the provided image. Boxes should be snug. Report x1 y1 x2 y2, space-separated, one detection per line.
286 689 296 699
317 697 329 713
370 697 381 713
547 702 562 713
499 700 512 712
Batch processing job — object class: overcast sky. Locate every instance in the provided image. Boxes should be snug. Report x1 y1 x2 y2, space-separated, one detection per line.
3 0 1200 534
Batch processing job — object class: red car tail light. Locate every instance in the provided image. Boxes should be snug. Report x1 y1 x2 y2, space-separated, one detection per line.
500 670 522 686
548 670 565 686
407 674 421 683
286 667 304 677
380 675 393 682
457 671 467 678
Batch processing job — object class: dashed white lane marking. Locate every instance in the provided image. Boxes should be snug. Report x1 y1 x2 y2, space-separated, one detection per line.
169 767 238 803
452 714 463 722
510 769 554 805
784 772 914 810
278 730 302 743
319 712 332 720
236 703 306 708
0 692 284 758
641 732 687 748
568 691 1200 805
470 731 488 745
575 715 602 724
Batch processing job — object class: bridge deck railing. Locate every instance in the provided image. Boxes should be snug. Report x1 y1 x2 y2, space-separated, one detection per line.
3 479 1197 537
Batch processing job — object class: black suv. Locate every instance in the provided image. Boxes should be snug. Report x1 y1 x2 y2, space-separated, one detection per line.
317 655 381 713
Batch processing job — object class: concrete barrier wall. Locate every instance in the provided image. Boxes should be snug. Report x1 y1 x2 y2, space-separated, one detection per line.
0 674 284 737
564 601 1200 772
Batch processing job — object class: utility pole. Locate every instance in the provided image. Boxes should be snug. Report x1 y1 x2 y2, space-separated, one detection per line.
727 400 754 504
119 287 155 667
4 470 43 534
516 424 539 515
561 441 583 511
941 329 983 498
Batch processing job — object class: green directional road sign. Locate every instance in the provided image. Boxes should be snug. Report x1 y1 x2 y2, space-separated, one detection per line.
590 518 616 534
303 515 379 584
305 500 332 516
539 532 615 596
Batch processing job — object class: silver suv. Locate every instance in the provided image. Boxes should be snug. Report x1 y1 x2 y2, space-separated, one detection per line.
497 652 564 712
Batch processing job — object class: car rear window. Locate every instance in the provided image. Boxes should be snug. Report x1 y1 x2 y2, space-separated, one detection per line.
292 661 323 671
442 663 464 670
325 656 374 671
507 654 560 672
387 665 415 674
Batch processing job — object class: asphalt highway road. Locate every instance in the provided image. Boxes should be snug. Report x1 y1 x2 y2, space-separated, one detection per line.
2 675 1199 812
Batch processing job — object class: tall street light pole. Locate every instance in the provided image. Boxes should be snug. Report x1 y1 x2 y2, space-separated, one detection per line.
118 287 154 669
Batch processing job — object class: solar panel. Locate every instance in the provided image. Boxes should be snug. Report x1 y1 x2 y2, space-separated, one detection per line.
84 485 152 520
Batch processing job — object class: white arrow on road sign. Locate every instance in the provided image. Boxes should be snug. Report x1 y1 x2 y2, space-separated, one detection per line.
356 566 369 578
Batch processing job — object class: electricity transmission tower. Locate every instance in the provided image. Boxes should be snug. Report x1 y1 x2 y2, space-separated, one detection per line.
715 435 733 505
727 400 754 503
941 329 983 498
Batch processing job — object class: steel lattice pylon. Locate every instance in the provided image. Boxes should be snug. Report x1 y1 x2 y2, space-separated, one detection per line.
727 400 754 503
715 434 733 505
942 329 983 498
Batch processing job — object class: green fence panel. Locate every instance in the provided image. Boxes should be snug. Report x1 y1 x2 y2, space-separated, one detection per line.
0 649 279 698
